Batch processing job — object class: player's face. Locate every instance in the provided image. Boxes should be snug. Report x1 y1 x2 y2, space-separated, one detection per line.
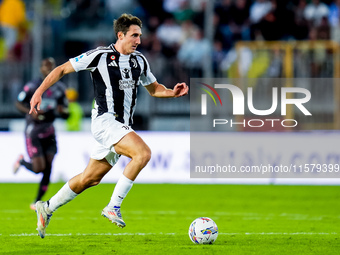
40 60 55 77
121 25 142 55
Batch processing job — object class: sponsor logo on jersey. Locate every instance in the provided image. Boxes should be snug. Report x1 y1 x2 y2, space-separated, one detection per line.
108 61 118 67
122 68 130 79
119 79 135 90
75 54 84 62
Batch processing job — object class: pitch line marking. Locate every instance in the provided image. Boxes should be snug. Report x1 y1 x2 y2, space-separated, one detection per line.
6 232 339 237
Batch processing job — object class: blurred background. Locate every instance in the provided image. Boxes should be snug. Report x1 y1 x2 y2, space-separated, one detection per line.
0 0 339 132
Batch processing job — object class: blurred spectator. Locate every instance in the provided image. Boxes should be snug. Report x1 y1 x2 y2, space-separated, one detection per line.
328 0 340 27
156 15 183 58
145 15 161 33
308 27 327 77
303 0 329 27
292 0 310 40
249 0 273 25
220 46 253 78
229 0 251 43
141 30 162 55
105 0 138 21
215 0 233 27
318 16 331 39
0 0 27 59
249 0 273 39
63 0 105 28
173 0 195 22
266 48 282 78
191 0 207 29
65 88 83 131
215 0 233 49
189 0 208 12
256 0 281 40
329 0 340 41
179 19 199 44
163 0 187 13
212 40 228 77
137 0 166 18
177 27 211 77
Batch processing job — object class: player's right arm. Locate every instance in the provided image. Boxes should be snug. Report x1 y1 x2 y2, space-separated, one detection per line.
29 61 75 114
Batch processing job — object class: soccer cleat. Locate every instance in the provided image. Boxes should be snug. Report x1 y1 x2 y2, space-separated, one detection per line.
101 206 126 228
13 154 24 174
35 201 52 238
30 203 36 211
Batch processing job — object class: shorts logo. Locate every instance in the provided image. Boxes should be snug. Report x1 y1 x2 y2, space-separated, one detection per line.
122 125 130 130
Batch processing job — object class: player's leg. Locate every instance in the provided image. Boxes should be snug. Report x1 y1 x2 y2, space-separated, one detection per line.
31 154 54 210
114 131 151 180
34 137 57 203
13 153 46 174
102 132 151 228
14 133 46 174
30 137 56 210
36 158 112 238
45 157 112 212
13 154 31 173
68 158 113 193
111 131 151 207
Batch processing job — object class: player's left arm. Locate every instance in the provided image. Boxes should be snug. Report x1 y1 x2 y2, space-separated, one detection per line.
30 61 75 114
145 81 189 98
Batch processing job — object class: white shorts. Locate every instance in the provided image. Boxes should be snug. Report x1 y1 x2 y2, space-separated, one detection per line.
90 112 134 166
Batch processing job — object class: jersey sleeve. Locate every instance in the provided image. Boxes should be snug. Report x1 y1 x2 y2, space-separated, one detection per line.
138 55 157 86
69 48 104 72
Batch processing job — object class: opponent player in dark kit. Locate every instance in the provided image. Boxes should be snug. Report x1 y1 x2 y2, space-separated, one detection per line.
14 57 69 210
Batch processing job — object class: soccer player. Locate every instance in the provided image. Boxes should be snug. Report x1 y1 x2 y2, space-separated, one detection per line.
13 57 69 210
29 13 189 238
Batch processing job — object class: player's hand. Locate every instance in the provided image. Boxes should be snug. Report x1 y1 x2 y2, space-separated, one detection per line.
29 93 42 115
30 109 46 121
173 82 189 98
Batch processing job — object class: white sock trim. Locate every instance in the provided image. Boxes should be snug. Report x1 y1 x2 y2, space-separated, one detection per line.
108 174 134 208
48 182 78 213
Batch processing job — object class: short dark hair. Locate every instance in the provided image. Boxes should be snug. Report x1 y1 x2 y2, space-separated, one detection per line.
41 57 56 68
113 13 142 38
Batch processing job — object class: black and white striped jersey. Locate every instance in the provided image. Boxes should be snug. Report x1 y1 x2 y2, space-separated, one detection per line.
69 44 156 126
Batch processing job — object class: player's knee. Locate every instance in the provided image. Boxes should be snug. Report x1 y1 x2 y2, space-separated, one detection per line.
136 147 151 167
33 165 44 173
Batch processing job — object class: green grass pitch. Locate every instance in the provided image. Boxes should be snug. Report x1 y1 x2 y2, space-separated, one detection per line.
1 183 339 254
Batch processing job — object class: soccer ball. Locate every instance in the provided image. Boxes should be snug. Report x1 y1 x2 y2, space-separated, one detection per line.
188 217 218 244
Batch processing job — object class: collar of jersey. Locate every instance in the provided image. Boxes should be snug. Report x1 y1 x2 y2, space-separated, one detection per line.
110 43 130 57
